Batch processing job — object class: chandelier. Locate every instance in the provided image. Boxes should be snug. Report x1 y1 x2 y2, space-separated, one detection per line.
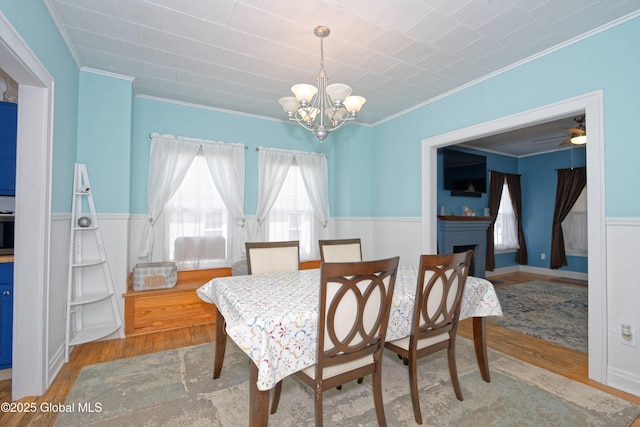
278 26 366 142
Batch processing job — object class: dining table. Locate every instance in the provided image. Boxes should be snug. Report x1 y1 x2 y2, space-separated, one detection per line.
197 264 503 426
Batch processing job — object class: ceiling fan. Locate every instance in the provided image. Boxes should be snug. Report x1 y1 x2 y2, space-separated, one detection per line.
531 115 587 146
559 115 586 146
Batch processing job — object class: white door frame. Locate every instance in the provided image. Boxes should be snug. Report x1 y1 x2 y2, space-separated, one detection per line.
0 13 54 399
421 91 607 383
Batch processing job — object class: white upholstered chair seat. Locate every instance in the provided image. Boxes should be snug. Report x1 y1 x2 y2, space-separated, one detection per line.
302 354 374 380
386 332 449 351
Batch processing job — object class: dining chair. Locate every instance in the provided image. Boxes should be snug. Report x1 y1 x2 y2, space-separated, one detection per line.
384 250 473 425
245 240 300 274
213 240 300 380
319 238 365 389
318 238 362 263
270 256 400 427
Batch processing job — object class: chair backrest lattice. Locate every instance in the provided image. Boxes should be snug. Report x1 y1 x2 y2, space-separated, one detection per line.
413 250 473 340
318 257 399 368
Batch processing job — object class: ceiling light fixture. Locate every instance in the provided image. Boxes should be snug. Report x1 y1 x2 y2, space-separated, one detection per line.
278 26 366 142
570 134 587 145
570 115 587 145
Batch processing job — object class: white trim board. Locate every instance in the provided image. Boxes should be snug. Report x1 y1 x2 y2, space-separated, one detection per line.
0 12 55 399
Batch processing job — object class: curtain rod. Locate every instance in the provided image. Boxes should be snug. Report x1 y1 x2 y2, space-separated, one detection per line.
255 146 328 158
149 132 247 149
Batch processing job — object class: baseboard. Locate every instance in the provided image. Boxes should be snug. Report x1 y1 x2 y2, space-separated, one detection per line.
607 366 640 397
0 368 11 380
47 342 65 390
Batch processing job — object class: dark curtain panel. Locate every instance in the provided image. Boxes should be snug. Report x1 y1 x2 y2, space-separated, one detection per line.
486 171 505 271
505 174 528 265
550 167 587 269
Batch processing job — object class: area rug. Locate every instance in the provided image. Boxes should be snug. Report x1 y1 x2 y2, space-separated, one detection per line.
489 280 588 353
55 338 639 426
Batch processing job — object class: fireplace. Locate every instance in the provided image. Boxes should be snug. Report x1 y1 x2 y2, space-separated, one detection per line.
453 244 477 276
437 216 491 278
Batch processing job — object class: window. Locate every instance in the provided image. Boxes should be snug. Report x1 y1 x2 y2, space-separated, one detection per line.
561 185 587 255
493 179 519 251
268 165 316 259
256 148 329 261
164 152 231 268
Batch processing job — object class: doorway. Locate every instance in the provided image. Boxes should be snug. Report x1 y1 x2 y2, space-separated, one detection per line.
0 14 54 399
420 92 607 383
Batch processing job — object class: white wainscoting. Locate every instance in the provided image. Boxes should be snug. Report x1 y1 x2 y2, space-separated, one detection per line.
605 218 640 396
331 217 423 266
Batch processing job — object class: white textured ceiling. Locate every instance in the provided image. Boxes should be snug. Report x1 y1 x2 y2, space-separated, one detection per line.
43 0 640 155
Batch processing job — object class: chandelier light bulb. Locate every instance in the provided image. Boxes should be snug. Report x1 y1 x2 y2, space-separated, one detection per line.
291 84 317 103
278 97 298 114
326 83 352 104
344 95 366 114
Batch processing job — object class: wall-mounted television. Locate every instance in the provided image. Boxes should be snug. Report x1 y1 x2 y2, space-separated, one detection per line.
442 148 487 197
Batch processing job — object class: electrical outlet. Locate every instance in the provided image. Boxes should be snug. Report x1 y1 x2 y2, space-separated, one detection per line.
540 253 546 260
621 326 637 347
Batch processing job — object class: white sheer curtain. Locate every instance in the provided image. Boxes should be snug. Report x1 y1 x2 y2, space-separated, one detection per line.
201 142 246 227
139 135 200 259
562 185 588 254
252 147 330 249
139 134 245 261
494 179 519 251
296 152 330 227
252 148 295 241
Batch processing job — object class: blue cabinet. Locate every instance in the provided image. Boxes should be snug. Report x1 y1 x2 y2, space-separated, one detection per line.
0 262 12 369
0 101 18 196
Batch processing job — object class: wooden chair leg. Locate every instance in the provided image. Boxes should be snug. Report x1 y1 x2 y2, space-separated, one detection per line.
314 385 323 427
372 369 388 427
213 309 227 379
448 339 463 401
407 355 423 425
270 381 283 414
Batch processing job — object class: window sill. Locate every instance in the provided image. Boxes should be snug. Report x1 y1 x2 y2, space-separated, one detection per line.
565 250 587 257
494 249 518 255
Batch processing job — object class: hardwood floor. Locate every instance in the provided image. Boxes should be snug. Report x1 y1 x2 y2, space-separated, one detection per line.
1 271 639 426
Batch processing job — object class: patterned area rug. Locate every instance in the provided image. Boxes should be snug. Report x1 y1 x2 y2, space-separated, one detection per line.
489 281 588 353
55 338 639 426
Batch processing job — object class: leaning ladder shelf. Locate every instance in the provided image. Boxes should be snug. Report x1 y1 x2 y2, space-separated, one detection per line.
65 163 122 362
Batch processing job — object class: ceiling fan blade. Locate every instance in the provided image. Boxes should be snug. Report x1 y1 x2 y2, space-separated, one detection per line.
532 135 565 142
565 127 585 135
559 137 572 146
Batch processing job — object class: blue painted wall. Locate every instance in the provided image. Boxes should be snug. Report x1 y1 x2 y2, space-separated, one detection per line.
77 71 134 213
0 0 79 213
